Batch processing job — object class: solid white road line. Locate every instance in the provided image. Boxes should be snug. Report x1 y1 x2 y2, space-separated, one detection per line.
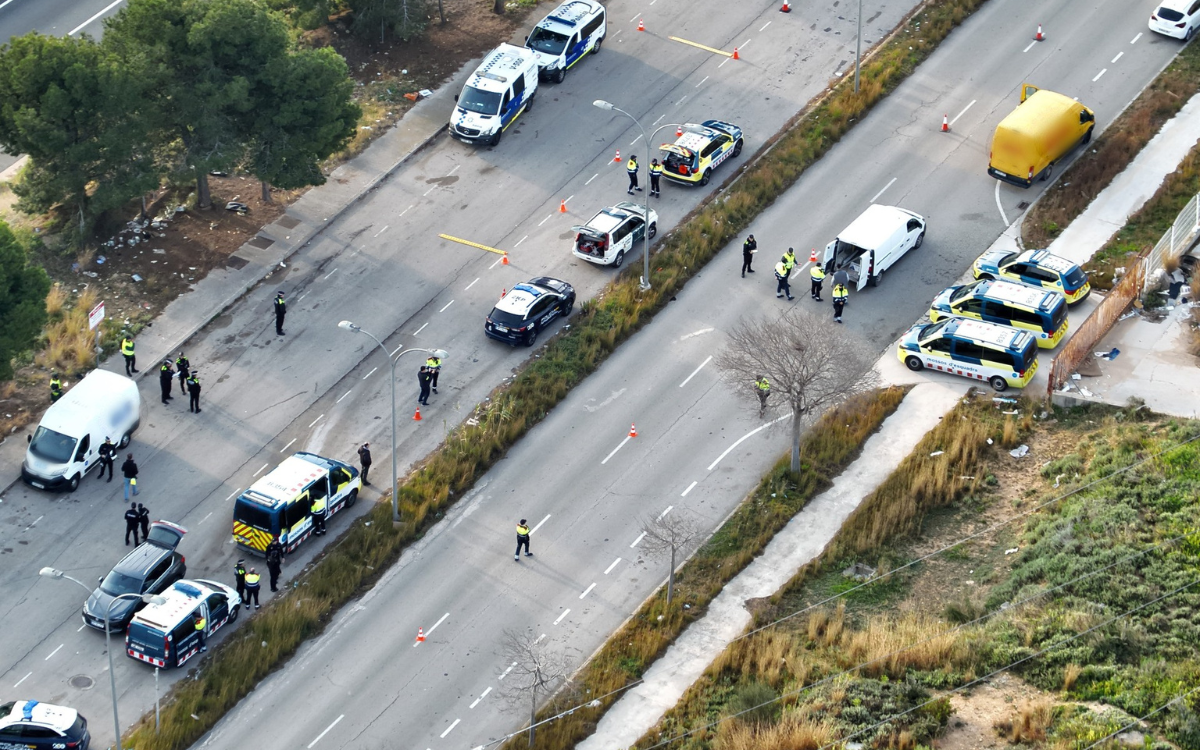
323 268 338 280
45 644 63 660
337 390 352 403
13 672 31 688
679 327 714 341
439 300 455 313
280 438 297 453
225 489 242 501
553 609 570 625
630 531 646 548
0 0 20 11
949 99 976 126
499 662 517 680
470 686 493 708
514 235 528 247
707 413 791 471
1131 32 1142 44
254 463 269 476
1093 69 1107 82
423 187 435 197
530 514 551 534
604 558 622 575
870 178 897 204
657 505 673 520
363 367 378 380
440 719 461 738
1112 51 1124 63
681 481 697 497
307 715 344 748
994 179 1009 226
678 356 712 387
580 583 597 599
309 414 324 428
69 0 124 35
601 436 632 465
448 165 460 176
1023 39 1037 53
413 322 429 336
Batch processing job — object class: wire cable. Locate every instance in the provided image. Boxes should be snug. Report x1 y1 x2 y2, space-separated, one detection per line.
1072 684 1200 750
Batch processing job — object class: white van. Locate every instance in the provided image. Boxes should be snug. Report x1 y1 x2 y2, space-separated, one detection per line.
22 369 140 491
525 0 606 83
821 204 926 291
126 579 241 669
449 43 539 147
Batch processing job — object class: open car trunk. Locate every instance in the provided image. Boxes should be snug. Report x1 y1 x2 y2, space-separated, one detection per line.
572 226 609 259
824 240 870 290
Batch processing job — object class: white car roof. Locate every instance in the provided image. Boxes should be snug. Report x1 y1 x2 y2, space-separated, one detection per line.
587 208 630 234
538 0 601 30
245 455 326 507
947 319 1029 349
1156 0 1193 10
39 369 136 437
1 701 78 732
494 283 552 315
839 204 920 250
131 579 228 630
466 43 535 94
1023 250 1076 275
984 280 1055 308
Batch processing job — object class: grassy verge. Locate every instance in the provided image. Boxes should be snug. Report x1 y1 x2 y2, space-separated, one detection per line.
1020 36 1200 284
122 0 993 743
620 399 1200 750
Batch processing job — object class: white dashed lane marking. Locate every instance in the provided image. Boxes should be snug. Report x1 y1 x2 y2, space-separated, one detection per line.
280 438 296 453
499 662 517 680
553 609 570 625
309 414 324 427
413 322 429 336
604 558 622 574
307 714 343 749
681 481 697 497
469 686 493 708
580 583 597 599
13 672 31 688
440 719 461 739
336 390 352 403
679 356 712 387
439 300 455 313
362 367 378 380
254 463 269 476
630 531 646 548
44 644 63 660
225 488 242 501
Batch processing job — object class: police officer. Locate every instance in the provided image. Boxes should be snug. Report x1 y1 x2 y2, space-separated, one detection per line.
832 283 849 323
187 371 202 413
97 437 115 482
121 335 138 376
425 355 442 394
138 502 149 539
810 263 826 301
159 360 174 404
124 502 141 546
755 375 771 417
175 352 190 395
274 292 287 335
417 366 432 406
626 155 642 195
311 495 327 536
194 612 207 652
265 539 284 592
514 519 532 561
234 559 247 602
649 158 663 197
122 453 139 501
357 442 372 486
781 247 798 274
49 373 63 403
741 235 757 277
775 259 794 300
244 567 262 609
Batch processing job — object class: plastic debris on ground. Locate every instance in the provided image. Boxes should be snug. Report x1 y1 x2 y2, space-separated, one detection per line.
1009 444 1029 458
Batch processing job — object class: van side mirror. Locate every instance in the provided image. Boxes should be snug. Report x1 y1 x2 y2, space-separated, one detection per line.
524 34 529 42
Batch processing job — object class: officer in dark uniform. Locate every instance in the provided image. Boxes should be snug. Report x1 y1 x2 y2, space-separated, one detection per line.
417 366 432 406
159 360 174 404
274 292 286 335
626 155 642 195
234 559 247 602
49 373 63 403
514 519 532 561
265 540 284 592
741 235 757 277
357 443 372 486
175 352 190 395
649 159 663 197
124 502 141 545
187 371 202 413
97 437 115 482
138 503 149 539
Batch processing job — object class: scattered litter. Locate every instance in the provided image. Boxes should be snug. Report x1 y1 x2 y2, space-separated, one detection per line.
82 271 98 278
1054 473 1065 488
1071 373 1081 380
842 562 876 581
959 476 975 480
1094 348 1120 361
1080 387 1094 398
96 255 106 264
992 397 1018 404
1002 409 1018 415
930 450 944 457
987 438 993 445
419 89 434 98
1118 310 1138 321
1004 547 1020 555
131 274 143 282
1009 444 1029 458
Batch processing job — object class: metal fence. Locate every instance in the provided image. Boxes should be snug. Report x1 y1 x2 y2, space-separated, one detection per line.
1046 262 1144 397
1142 192 1200 293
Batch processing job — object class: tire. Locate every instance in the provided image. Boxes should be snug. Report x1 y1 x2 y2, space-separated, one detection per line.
905 356 924 372
1039 163 1053 182
593 36 603 54
1187 26 1195 41
118 430 132 449
345 488 358 509
525 92 534 111
977 273 995 281
914 231 925 249
1081 127 1093 146
868 273 879 288
489 128 503 147
561 296 575 316
554 66 566 84
229 605 239 623
989 376 1009 392
648 222 657 239
613 250 625 268
523 327 539 347
700 169 712 186
732 139 743 157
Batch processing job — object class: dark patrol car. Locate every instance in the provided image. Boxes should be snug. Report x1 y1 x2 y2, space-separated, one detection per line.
0 700 89 750
83 521 187 632
485 277 576 346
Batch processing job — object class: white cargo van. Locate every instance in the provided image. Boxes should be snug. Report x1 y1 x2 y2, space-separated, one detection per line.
821 204 926 291
23 369 140 491
449 43 539 147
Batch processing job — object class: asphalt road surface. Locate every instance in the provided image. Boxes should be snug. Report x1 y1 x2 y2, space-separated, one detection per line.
0 0 921 746
189 1 1185 749
0 0 121 44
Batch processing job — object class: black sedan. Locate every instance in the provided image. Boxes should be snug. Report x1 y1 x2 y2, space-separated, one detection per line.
484 277 575 346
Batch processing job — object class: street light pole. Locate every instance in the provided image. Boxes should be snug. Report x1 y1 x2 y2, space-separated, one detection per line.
337 321 447 525
39 567 163 750
593 100 682 293
854 0 863 93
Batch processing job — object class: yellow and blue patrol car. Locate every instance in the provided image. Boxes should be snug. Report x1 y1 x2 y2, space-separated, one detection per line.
972 248 1091 305
659 120 744 186
898 318 1038 392
929 278 1068 348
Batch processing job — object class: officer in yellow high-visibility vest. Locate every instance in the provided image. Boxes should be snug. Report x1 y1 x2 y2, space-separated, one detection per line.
121 336 138 376
649 159 663 197
626 155 642 195
754 376 770 416
514 519 532 561
775 260 794 301
425 355 442 394
311 496 327 536
49 374 63 403
832 283 849 324
244 568 262 609
194 612 208 652
810 264 826 301
781 247 797 274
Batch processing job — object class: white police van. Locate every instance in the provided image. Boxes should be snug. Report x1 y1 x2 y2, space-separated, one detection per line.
450 43 539 147
126 579 242 669
525 0 606 83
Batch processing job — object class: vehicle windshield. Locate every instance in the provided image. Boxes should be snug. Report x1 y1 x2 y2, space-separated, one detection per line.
948 285 975 303
1157 7 1184 21
918 320 948 342
489 309 528 327
527 27 569 55
458 85 502 115
1063 266 1087 289
100 569 142 596
28 426 76 463
1019 341 1037 371
996 251 1019 267
234 497 275 532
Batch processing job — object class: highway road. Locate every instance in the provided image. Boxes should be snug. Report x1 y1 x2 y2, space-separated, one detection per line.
0 0 922 746
188 1 1187 750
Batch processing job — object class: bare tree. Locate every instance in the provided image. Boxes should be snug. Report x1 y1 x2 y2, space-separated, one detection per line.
493 0 505 14
715 309 879 473
639 509 701 604
498 629 573 747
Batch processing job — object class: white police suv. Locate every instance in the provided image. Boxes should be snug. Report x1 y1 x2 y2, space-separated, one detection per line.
525 0 606 83
0 700 90 750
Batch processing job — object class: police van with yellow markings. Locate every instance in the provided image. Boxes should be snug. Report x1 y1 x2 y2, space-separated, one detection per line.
232 452 359 556
449 43 539 147
659 121 744 186
971 248 1091 305
929 278 1068 349
525 0 606 83
898 318 1039 392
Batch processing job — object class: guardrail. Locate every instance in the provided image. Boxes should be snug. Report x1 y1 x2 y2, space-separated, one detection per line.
1047 262 1144 397
1142 192 1200 294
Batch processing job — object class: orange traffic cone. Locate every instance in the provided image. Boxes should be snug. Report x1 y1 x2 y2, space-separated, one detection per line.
808 248 818 263
613 149 621 163
559 199 567 213
413 408 422 421
501 252 510 265
732 47 740 60
629 423 638 438
781 0 791 11
501 288 507 298
637 18 645 31
941 114 950 133
1035 24 1044 41
676 124 683 137
416 628 425 642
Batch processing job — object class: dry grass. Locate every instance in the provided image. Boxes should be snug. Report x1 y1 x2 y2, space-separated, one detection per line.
36 286 99 375
1061 663 1083 694
714 714 836 750
840 613 966 678
994 700 1055 744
